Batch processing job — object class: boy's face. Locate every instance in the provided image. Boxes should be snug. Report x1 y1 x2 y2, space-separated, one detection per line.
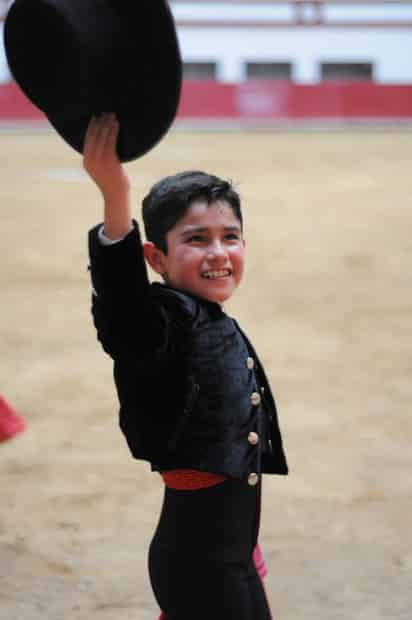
144 200 245 303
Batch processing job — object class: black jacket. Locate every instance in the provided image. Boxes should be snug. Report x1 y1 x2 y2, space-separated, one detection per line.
88 222 288 480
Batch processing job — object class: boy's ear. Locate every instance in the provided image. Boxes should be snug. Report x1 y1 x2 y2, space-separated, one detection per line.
143 241 167 275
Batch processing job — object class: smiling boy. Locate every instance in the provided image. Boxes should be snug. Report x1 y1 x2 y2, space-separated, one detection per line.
85 113 288 620
143 197 245 303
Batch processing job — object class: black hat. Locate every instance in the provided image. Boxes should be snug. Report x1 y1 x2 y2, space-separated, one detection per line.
4 0 182 161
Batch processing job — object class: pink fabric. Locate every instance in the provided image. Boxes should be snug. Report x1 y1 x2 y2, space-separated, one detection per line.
157 543 268 619
0 395 26 442
253 543 268 580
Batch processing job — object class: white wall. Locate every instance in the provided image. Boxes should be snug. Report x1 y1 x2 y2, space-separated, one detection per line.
325 3 412 22
178 26 412 84
172 2 294 23
172 1 412 84
0 1 13 84
172 2 412 24
0 23 12 84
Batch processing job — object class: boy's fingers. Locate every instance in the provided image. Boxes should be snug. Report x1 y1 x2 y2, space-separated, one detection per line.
83 115 100 157
91 114 113 159
83 114 119 179
105 115 119 152
94 113 116 159
95 114 118 161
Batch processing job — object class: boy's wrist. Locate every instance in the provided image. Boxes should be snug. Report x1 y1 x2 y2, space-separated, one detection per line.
103 188 133 240
98 225 129 245
101 177 130 204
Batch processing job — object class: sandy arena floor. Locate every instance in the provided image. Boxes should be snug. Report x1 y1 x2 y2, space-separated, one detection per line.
1 126 411 620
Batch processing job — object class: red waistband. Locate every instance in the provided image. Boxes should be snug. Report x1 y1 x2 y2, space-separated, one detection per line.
161 469 226 490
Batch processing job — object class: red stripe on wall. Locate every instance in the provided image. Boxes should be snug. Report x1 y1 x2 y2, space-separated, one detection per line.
1 80 412 121
178 81 412 118
0 81 43 119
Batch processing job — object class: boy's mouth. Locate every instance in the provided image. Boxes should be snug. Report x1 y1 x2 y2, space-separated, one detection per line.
201 269 232 279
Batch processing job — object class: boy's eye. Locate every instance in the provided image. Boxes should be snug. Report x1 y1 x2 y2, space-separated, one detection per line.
185 232 241 243
187 235 207 243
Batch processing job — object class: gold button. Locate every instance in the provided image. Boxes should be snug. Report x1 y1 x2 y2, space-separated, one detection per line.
248 473 259 486
247 357 254 370
248 432 259 445
250 392 261 406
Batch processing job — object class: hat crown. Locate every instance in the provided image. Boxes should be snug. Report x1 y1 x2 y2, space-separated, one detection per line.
4 0 182 161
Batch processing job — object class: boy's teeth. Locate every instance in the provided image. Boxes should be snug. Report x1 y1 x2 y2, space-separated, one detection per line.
203 270 230 279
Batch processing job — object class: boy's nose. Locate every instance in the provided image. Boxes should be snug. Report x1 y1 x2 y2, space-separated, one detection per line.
206 241 227 259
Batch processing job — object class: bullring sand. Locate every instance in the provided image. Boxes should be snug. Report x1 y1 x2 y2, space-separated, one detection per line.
1 127 411 619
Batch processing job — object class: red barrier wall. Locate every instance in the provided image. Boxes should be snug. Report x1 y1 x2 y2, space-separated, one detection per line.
0 81 43 120
179 81 412 119
1 80 412 121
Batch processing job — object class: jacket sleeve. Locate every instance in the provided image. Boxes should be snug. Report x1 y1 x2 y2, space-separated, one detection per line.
87 220 168 359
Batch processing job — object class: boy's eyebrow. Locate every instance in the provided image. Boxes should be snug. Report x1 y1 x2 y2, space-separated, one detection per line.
180 225 241 237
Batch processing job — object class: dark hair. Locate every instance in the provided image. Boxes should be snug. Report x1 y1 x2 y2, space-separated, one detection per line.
142 170 242 253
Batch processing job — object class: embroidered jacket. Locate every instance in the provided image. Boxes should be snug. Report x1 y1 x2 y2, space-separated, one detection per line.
88 222 288 480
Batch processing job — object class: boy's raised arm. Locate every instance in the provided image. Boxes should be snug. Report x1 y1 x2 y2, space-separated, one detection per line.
84 113 158 359
83 113 132 240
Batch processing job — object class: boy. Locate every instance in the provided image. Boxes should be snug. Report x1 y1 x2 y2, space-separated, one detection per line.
85 113 288 620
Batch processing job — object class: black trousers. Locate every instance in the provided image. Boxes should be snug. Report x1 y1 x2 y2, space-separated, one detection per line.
148 477 271 620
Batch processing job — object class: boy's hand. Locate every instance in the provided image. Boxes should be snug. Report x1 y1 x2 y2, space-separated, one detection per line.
83 113 132 240
83 113 130 201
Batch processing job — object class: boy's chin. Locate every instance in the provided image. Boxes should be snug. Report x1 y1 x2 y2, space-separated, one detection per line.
172 280 238 304
196 286 235 304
